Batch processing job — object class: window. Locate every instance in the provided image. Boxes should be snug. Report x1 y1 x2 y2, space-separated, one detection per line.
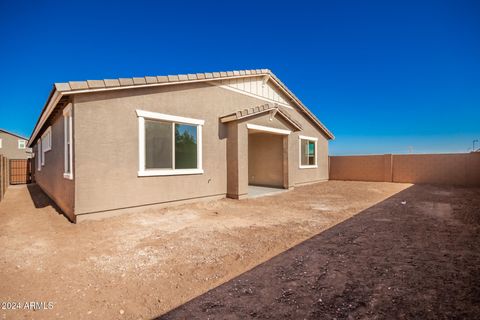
136 109 204 176
37 141 42 171
41 143 45 166
0 138 2 148
299 135 317 168
39 126 52 166
18 140 26 149
42 126 52 152
63 105 73 179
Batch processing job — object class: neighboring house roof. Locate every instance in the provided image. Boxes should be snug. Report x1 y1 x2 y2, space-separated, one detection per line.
0 128 28 140
220 103 302 131
28 69 334 147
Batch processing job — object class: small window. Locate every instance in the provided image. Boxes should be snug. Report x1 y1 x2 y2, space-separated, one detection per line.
0 138 2 148
42 126 52 152
63 105 73 179
37 142 42 171
39 126 52 166
299 136 317 168
18 140 26 149
137 109 204 176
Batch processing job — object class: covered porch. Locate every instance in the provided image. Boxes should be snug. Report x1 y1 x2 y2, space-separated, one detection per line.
220 103 302 199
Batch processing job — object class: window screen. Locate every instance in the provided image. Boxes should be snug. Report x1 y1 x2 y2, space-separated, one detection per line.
145 120 173 169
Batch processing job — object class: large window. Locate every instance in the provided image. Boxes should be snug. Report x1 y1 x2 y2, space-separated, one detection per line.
137 110 204 176
63 105 73 179
299 135 317 168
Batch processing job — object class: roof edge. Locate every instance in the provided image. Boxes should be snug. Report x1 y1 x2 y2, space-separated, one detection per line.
0 129 28 140
220 103 302 131
28 69 334 146
54 69 272 93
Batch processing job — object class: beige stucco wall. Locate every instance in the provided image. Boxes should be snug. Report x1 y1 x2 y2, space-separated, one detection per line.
330 153 480 187
71 81 330 216
329 155 388 182
236 106 330 186
33 106 75 221
248 132 284 188
287 114 330 186
393 153 480 186
0 132 31 159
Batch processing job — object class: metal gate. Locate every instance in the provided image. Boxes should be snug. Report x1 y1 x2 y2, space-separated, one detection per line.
9 159 32 185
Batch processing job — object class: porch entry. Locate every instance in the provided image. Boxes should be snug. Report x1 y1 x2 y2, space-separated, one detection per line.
221 103 302 200
247 124 289 190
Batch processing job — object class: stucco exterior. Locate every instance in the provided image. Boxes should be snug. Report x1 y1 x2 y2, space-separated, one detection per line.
33 106 75 221
248 132 284 188
329 153 480 187
0 130 31 159
28 70 332 222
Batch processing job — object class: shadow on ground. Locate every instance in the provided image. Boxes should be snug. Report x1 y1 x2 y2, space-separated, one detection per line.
157 184 480 319
26 183 66 218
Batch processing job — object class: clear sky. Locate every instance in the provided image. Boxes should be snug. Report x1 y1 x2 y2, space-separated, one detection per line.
0 0 479 155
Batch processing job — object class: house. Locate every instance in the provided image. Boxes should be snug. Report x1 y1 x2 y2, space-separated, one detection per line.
0 129 31 159
28 69 334 222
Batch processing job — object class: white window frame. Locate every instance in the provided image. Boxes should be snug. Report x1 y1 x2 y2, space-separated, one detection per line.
136 109 204 177
42 126 52 152
18 139 26 149
0 138 2 148
299 135 318 169
41 145 45 166
40 126 52 166
63 105 73 180
37 141 42 171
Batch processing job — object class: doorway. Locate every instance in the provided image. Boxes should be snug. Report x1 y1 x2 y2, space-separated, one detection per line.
248 132 285 188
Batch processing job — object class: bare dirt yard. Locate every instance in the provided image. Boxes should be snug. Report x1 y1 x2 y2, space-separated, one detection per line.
162 183 480 320
0 181 479 319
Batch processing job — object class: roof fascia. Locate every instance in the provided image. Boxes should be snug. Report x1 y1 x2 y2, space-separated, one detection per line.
27 89 61 147
267 76 334 140
0 129 28 140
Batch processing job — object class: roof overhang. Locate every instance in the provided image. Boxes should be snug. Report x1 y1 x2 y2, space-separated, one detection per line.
27 88 61 147
220 103 302 132
28 69 334 147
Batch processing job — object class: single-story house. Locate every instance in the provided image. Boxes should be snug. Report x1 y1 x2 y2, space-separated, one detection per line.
0 129 31 159
28 69 334 222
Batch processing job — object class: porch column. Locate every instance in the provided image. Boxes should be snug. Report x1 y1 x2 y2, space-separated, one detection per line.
283 135 294 189
226 122 249 199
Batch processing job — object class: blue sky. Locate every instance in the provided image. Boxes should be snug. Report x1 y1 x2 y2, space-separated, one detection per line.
0 0 479 154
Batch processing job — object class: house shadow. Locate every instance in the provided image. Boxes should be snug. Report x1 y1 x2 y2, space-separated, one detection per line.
154 184 480 319
26 183 67 219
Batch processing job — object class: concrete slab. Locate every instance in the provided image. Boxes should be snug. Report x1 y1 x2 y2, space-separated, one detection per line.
248 185 288 198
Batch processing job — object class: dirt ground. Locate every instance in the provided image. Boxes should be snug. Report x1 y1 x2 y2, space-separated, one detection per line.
0 181 478 319
162 183 480 320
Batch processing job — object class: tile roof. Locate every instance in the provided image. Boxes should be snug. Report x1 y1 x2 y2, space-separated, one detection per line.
220 103 302 131
52 68 333 139
29 69 333 147
55 69 272 92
